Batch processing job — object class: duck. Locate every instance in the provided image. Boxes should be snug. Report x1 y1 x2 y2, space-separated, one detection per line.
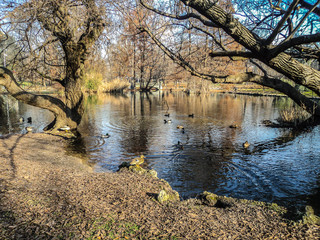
130 155 145 167
27 117 32 123
58 125 71 132
188 113 194 118
100 133 110 138
177 125 184 129
243 141 250 148
19 117 24 123
229 124 239 128
25 126 33 133
164 119 172 124
177 141 184 150
262 120 273 126
164 113 170 117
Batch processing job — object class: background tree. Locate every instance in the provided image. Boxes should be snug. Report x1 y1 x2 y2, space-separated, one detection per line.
140 0 320 118
0 0 106 134
113 0 169 91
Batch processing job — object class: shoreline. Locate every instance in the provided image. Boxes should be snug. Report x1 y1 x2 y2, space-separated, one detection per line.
0 133 319 239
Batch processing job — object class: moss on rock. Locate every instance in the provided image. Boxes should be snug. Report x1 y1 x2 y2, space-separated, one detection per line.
157 190 180 204
302 206 320 225
118 162 158 178
199 191 218 207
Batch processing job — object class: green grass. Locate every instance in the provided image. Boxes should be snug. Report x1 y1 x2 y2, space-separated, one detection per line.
87 216 141 240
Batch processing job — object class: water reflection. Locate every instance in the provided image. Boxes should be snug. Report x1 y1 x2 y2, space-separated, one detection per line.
0 94 54 134
1 92 320 214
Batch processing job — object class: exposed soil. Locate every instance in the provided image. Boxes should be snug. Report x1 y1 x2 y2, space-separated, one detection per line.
0 133 319 239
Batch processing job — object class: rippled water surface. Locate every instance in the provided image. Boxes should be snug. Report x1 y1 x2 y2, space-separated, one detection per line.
1 92 320 214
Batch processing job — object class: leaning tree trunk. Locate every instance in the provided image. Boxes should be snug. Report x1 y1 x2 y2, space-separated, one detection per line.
0 67 75 133
0 66 87 138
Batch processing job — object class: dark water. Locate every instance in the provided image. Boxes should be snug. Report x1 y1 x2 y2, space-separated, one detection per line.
1 92 320 214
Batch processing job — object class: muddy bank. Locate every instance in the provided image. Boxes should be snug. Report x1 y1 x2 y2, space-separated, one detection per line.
0 133 319 239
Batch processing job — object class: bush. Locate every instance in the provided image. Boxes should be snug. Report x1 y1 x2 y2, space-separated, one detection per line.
82 70 103 92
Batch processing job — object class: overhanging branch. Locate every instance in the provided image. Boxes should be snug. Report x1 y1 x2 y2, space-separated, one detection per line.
265 0 300 45
33 69 65 86
139 26 227 80
271 33 320 57
215 72 320 116
139 0 218 28
0 67 67 117
209 51 254 59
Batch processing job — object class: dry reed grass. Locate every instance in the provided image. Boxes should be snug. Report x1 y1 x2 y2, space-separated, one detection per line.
278 105 311 126
98 78 130 93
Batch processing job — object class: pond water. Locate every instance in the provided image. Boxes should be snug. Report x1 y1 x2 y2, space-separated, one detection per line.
1 92 320 214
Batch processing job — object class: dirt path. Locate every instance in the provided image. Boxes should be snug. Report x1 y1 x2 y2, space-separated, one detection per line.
0 133 319 239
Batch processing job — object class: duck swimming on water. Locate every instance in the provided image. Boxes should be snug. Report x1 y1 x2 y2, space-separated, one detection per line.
25 126 33 133
177 141 184 150
243 141 250 148
100 133 110 138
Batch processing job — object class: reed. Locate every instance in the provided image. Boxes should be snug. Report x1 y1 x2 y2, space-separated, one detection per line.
99 78 130 93
277 105 311 126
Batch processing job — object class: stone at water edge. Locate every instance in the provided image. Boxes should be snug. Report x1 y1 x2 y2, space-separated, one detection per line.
302 205 320 225
198 191 218 207
157 189 180 204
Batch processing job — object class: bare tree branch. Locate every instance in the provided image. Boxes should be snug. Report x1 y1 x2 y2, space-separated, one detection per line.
0 67 67 116
139 0 218 28
209 51 254 58
300 0 320 17
271 32 320 56
217 72 320 116
139 26 227 80
265 0 301 45
33 69 65 86
285 0 320 42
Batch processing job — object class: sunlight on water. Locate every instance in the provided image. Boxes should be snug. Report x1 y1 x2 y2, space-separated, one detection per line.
1 92 320 214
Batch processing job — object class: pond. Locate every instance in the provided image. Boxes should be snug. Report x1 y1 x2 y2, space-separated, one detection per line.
1 92 320 215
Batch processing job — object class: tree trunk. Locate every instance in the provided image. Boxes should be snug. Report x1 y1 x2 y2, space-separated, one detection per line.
0 67 82 135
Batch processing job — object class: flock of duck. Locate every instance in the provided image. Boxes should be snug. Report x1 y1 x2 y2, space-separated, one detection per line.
19 116 34 133
19 116 72 133
128 113 251 165
17 112 250 166
164 112 251 152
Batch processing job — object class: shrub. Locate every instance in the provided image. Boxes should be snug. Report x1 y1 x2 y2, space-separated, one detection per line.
82 70 103 92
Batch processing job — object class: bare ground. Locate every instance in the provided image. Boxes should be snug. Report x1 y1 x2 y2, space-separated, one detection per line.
0 133 319 239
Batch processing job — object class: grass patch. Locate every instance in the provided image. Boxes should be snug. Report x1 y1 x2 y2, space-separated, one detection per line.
87 216 141 240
